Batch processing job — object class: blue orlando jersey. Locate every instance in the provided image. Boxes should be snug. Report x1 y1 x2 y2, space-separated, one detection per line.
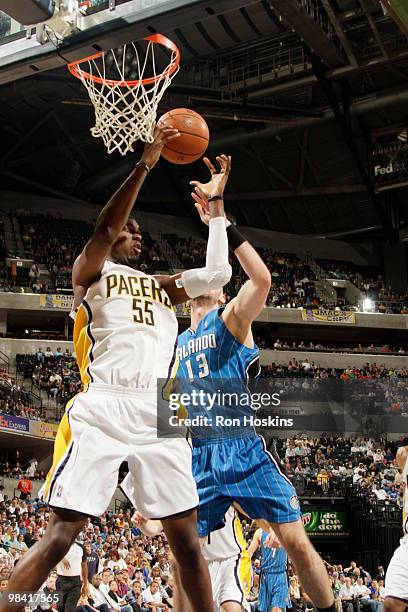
260 532 288 574
177 307 260 441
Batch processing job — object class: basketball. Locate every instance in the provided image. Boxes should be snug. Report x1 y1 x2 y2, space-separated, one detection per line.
158 108 209 164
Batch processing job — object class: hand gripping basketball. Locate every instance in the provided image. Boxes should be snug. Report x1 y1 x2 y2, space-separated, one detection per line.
140 123 180 169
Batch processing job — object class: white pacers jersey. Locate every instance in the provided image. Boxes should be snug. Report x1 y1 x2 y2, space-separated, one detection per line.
72 260 178 389
202 506 247 563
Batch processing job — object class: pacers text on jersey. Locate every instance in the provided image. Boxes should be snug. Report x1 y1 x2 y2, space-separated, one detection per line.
105 273 172 309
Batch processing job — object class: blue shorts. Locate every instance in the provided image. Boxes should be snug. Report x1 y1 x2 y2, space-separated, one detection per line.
192 434 300 537
258 571 291 612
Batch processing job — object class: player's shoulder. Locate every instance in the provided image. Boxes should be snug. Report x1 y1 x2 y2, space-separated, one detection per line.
178 327 192 344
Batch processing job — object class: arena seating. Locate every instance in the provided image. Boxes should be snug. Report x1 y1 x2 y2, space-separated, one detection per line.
0 368 45 421
317 258 381 286
16 350 81 408
1 216 406 312
275 437 402 506
318 258 408 314
166 236 322 308
0 213 169 292
263 339 408 355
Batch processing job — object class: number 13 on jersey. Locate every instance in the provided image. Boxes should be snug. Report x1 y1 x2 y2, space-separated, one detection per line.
185 353 209 381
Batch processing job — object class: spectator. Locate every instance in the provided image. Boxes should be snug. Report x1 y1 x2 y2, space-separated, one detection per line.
107 580 132 612
88 573 111 612
354 577 379 612
84 542 100 582
141 580 168 611
17 474 32 500
28 263 39 288
56 541 88 612
339 577 356 612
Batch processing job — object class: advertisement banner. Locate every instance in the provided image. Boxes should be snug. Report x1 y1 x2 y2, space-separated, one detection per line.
0 413 30 433
370 131 408 192
39 294 74 310
301 308 355 324
29 420 59 439
302 509 349 537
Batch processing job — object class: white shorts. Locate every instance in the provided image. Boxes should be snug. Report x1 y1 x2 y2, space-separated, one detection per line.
45 384 199 518
208 555 251 611
385 539 408 601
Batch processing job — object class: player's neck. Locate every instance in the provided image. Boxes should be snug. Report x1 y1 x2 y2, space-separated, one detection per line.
190 304 217 331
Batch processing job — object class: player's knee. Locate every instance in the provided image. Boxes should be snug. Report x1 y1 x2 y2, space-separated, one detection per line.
43 525 78 562
283 534 312 564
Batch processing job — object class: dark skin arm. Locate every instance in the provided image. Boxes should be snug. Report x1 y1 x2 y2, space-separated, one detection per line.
72 124 180 307
154 273 187 306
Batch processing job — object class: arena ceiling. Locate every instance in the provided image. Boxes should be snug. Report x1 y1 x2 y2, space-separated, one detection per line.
0 0 407 242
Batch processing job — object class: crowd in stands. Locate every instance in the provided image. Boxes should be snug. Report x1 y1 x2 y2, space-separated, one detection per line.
256 338 408 355
317 259 408 315
0 212 169 293
261 360 408 416
275 437 403 507
166 236 324 309
168 236 207 268
0 213 406 312
0 368 45 422
0 453 44 481
317 259 380 286
16 347 81 407
261 360 408 381
9 347 408 420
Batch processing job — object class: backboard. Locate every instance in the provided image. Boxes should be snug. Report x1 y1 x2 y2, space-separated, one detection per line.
0 0 249 86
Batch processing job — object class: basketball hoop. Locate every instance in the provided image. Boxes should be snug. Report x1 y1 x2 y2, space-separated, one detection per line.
67 34 180 155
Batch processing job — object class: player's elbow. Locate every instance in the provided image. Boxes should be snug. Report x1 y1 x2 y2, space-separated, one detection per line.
208 263 232 289
93 223 118 246
257 268 271 292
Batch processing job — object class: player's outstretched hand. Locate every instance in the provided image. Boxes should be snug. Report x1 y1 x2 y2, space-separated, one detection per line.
190 154 231 199
132 510 149 527
141 123 180 169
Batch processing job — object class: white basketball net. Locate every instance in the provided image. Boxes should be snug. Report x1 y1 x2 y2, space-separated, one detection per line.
69 37 180 156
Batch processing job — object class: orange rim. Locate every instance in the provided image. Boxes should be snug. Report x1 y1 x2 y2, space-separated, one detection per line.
67 33 180 87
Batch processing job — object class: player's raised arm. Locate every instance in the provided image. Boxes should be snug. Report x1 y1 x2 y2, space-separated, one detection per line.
155 154 232 304
192 170 271 345
72 124 179 293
